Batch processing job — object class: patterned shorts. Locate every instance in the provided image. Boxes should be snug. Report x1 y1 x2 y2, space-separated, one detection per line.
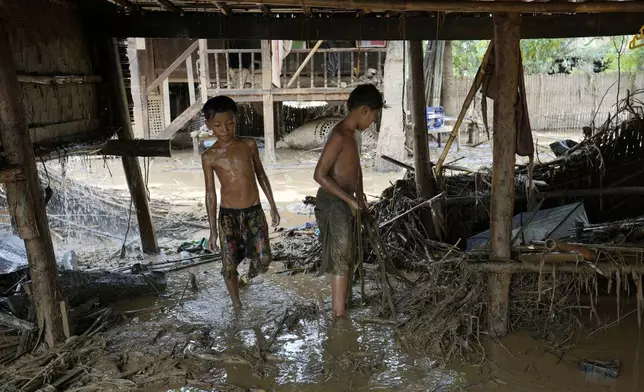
218 204 272 280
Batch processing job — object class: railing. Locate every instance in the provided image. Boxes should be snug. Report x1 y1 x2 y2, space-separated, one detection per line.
144 40 387 139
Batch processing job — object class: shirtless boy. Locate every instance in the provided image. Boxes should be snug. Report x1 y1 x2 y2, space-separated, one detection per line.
313 84 384 320
201 96 280 308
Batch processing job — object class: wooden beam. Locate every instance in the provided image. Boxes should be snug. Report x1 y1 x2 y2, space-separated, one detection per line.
0 27 64 347
219 0 644 13
99 38 159 254
155 100 202 139
94 12 644 40
154 0 183 14
261 40 276 163
98 139 172 157
146 40 199 95
467 261 644 275
17 74 103 85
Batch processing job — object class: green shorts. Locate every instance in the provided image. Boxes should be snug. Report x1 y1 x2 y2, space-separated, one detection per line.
314 188 355 276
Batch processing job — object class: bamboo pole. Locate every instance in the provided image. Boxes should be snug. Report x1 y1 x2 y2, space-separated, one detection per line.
0 28 64 346
435 42 493 174
285 40 323 88
245 0 644 13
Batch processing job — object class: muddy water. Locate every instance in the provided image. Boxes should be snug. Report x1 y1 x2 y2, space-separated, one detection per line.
109 262 466 391
107 259 644 392
40 147 644 391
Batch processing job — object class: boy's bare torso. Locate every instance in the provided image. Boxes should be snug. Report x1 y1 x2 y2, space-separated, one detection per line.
328 123 361 195
202 138 261 209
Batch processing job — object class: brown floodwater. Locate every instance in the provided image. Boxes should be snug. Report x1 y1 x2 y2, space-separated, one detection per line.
36 147 644 391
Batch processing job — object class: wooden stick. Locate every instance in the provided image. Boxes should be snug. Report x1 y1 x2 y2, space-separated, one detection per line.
380 155 414 171
435 42 493 174
379 198 433 228
286 40 323 88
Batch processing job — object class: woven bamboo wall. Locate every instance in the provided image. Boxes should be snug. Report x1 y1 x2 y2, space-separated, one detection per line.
3 0 101 144
452 73 644 139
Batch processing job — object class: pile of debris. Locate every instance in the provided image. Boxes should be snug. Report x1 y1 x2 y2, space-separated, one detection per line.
0 166 209 247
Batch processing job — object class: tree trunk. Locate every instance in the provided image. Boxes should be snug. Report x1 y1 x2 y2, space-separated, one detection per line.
440 41 458 118
375 41 407 172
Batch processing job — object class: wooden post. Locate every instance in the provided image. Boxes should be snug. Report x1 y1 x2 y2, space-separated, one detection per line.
409 41 437 238
261 40 276 163
198 39 209 104
0 27 64 347
100 38 159 254
409 41 434 199
488 12 521 338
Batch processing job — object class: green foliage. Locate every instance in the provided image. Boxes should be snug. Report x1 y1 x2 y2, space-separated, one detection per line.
450 36 644 77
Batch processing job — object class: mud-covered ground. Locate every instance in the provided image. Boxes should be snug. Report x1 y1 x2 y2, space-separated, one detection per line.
5 143 644 391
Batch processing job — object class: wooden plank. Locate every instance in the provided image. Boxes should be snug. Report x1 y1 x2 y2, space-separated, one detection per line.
145 40 199 95
186 54 196 104
199 39 209 104
97 12 644 40
59 300 73 339
155 100 202 139
162 78 171 127
261 40 276 163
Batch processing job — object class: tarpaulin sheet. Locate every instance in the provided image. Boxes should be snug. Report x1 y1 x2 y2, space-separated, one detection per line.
467 202 589 251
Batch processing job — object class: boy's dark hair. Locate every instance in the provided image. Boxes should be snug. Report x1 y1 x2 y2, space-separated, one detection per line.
347 84 385 111
203 96 238 120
